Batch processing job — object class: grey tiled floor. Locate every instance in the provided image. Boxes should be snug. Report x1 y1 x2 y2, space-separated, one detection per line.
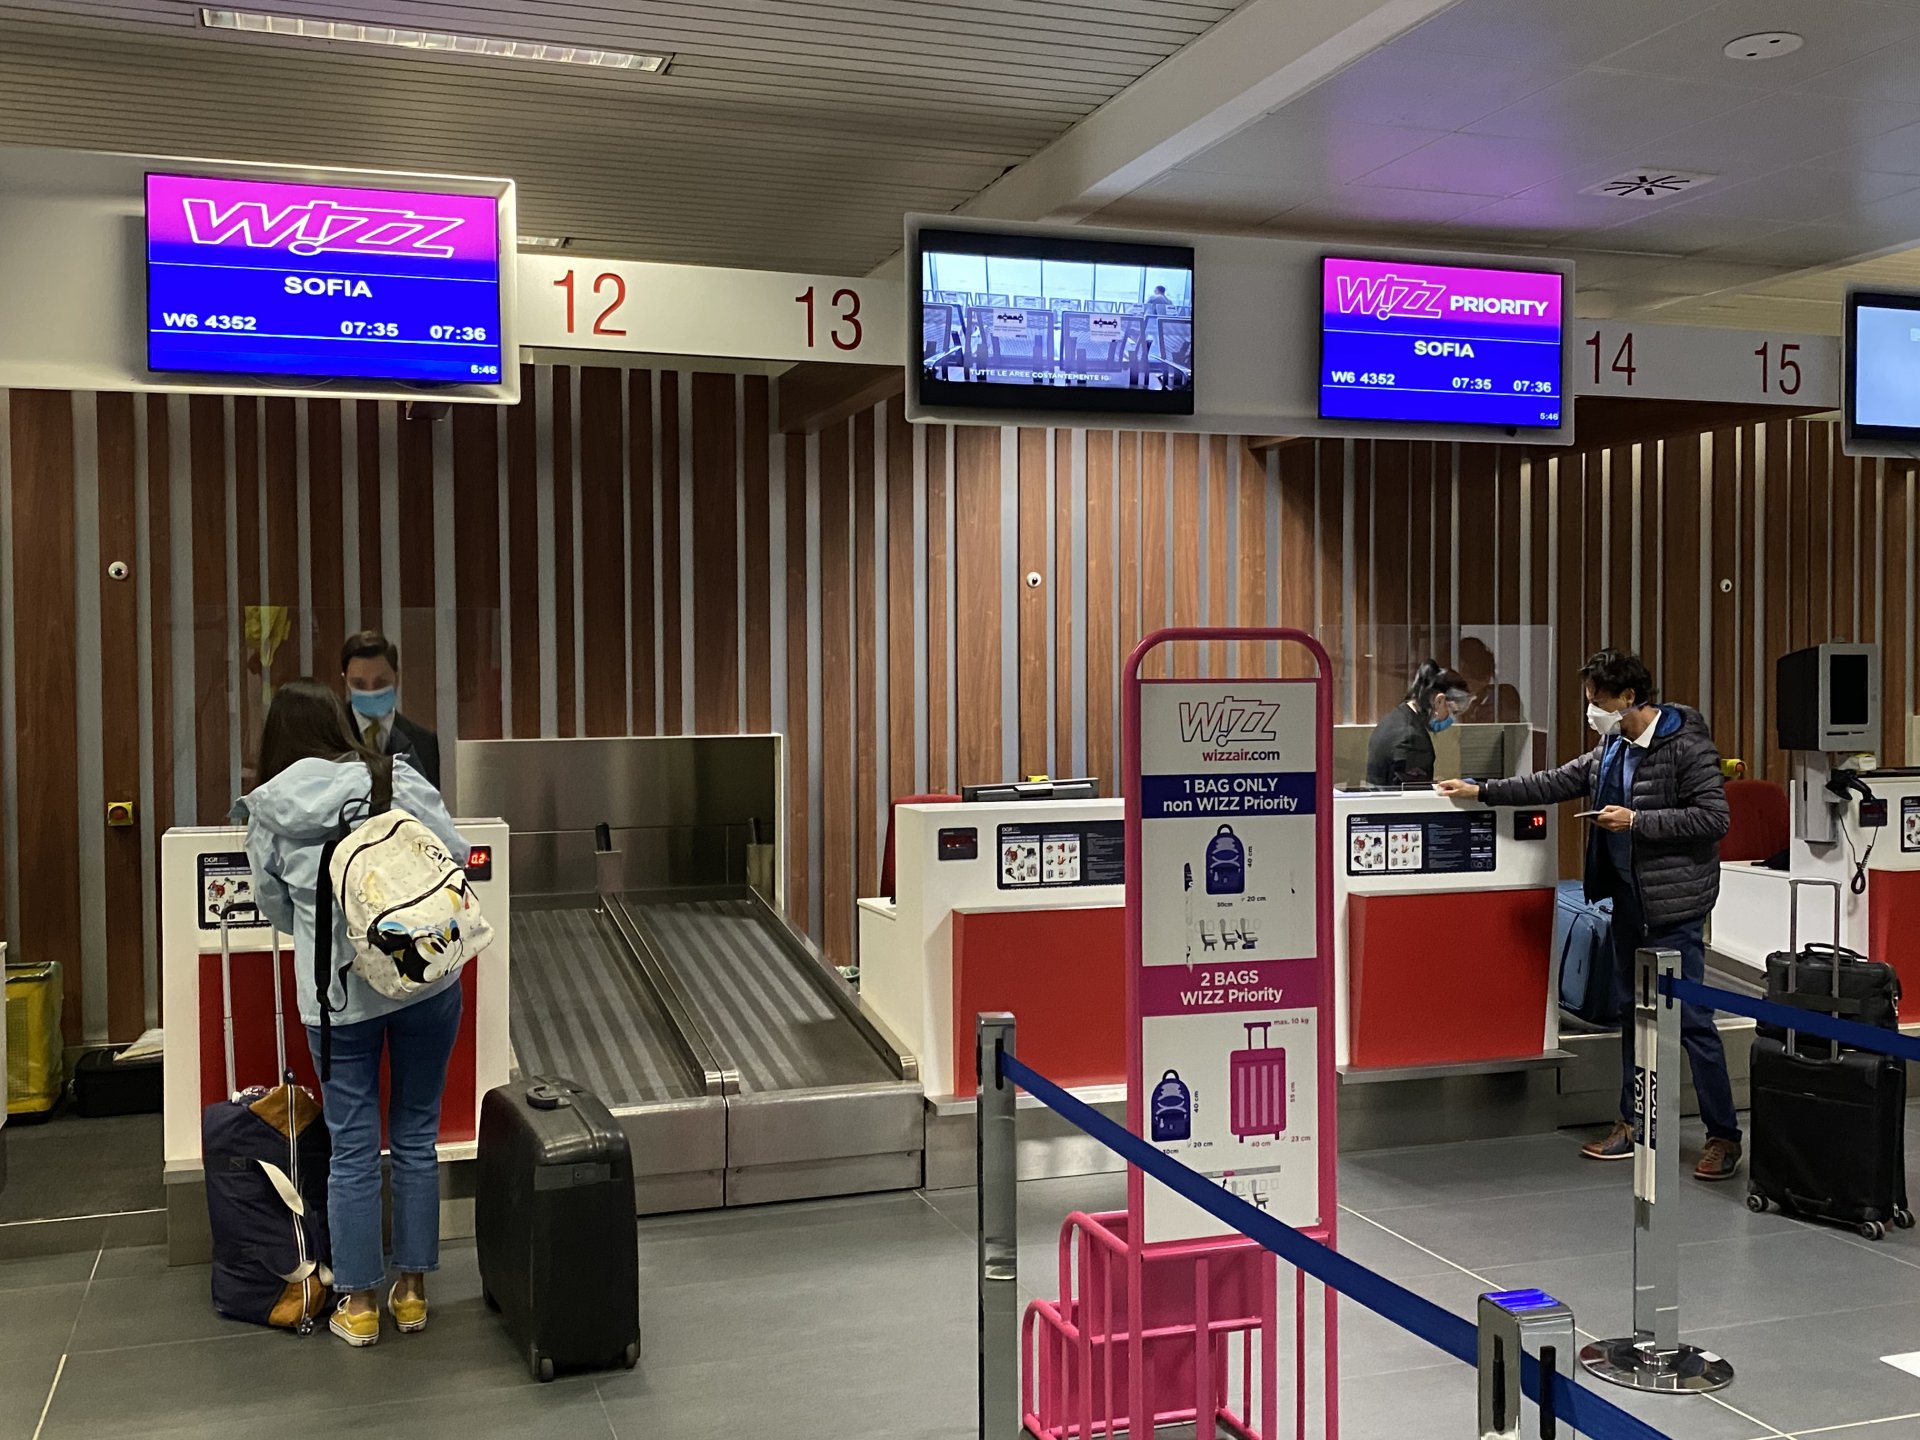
8 1119 1920 1438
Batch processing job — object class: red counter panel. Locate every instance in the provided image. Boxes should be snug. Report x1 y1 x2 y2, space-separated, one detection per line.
1347 888 1555 1070
1870 870 1920 1022
197 949 479 1142
948 906 1125 1099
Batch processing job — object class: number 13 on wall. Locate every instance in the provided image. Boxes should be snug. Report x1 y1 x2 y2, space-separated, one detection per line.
794 285 863 351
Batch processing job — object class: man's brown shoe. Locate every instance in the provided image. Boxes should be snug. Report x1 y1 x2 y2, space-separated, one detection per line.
1581 1121 1634 1160
1695 1137 1742 1181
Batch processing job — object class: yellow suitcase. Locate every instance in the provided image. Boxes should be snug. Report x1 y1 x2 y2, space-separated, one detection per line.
5 960 66 1116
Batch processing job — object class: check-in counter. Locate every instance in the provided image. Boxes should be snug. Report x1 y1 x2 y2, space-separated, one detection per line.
1334 789 1560 1072
858 798 1124 1101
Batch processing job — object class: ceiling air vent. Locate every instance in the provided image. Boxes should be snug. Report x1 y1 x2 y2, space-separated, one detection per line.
1582 170 1716 201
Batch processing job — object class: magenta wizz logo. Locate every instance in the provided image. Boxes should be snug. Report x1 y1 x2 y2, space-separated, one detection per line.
180 196 466 258
1332 273 1448 321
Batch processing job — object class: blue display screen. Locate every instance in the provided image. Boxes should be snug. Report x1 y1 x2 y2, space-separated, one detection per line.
1320 256 1566 430
146 173 504 386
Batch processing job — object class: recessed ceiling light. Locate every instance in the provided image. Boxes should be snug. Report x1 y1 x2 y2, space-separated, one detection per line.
1723 31 1803 61
517 236 571 249
200 8 672 71
1581 169 1716 200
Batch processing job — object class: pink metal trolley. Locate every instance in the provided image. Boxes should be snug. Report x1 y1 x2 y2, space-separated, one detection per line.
1021 627 1339 1440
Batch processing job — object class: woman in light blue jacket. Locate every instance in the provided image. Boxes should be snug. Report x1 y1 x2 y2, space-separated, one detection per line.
237 679 470 1349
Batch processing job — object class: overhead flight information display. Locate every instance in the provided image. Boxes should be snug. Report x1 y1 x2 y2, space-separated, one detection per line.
1319 256 1565 430
146 173 503 386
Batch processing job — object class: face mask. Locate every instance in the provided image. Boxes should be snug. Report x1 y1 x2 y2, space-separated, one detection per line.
1587 702 1623 738
349 686 397 720
1429 715 1455 734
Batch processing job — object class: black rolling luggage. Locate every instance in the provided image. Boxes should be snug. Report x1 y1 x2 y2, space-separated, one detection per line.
1748 878 1913 1240
475 1076 640 1381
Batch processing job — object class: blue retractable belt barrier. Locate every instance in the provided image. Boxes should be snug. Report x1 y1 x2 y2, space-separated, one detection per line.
1663 976 1920 1064
997 1051 1672 1440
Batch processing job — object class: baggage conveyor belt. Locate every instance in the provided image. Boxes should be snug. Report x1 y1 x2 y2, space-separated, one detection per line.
507 888 922 1213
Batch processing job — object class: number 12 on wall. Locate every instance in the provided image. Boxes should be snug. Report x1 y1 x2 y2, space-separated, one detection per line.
795 285 863 352
552 270 628 336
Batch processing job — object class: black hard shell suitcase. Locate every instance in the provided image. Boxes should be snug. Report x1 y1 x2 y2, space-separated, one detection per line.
475 1076 640 1381
1747 878 1913 1240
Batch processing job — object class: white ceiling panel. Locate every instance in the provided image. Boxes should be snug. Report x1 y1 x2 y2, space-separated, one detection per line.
1396 0 1720 68
1175 115 1448 187
0 0 1251 270
1645 91 1920 172
1273 43 1573 133
1350 131 1618 197
1598 0 1920 89
1460 69 1757 148
1680 167 1920 225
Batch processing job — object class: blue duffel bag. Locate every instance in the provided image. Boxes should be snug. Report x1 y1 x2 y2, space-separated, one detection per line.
1554 881 1620 1028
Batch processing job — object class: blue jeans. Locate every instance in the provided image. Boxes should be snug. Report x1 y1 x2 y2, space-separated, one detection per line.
305 982 463 1294
1610 890 1742 1144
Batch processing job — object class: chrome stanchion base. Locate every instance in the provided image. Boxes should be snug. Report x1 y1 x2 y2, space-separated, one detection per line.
1579 1337 1734 1394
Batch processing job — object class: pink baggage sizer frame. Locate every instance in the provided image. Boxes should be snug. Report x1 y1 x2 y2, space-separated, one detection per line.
1018 628 1338 1440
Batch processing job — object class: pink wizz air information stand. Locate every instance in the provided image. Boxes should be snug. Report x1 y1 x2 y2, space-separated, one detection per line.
1126 628 1338 1438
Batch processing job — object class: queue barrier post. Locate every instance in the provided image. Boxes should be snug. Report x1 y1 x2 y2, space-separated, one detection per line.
977 1012 1020 1440
1580 947 1734 1395
1479 1289 1579 1438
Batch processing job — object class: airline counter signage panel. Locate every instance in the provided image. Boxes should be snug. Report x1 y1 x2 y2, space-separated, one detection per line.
1137 680 1322 1242
146 173 504 385
1320 256 1565 430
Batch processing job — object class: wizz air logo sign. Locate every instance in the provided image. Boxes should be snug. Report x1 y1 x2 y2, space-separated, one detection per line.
1332 272 1447 321
180 197 467 259
1176 696 1283 746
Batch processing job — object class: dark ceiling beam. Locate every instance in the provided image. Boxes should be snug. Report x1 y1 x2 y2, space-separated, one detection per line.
777 362 903 435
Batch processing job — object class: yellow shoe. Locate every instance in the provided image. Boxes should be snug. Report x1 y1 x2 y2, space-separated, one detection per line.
389 1281 428 1334
330 1298 379 1347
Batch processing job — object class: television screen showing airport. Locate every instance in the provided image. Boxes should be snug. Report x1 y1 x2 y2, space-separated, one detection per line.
920 248 1194 397
145 173 504 385
1319 256 1564 429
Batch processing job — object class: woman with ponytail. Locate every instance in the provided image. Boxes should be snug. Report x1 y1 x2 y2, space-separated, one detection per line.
1365 659 1469 787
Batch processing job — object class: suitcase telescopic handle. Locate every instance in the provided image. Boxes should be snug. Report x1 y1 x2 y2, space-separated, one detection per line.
527 1082 574 1111
218 903 238 1099
1787 877 1847 1058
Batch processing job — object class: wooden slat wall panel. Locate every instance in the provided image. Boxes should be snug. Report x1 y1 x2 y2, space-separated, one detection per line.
1086 429 1115 786
580 368 629 737
1056 428 1075 768
145 394 174 915
550 369 577 738
14 367 1914 1014
96 393 145 1041
1206 434 1229 676
1016 427 1048 774
745 377 774 735
658 372 683 735
783 430 810 930
12 390 82 1039
924 424 950 793
818 419 854 963
887 398 915 800
1118 431 1142 667
1555 452 1587 873
1711 431 1740 755
1171 433 1201 679
230 401 262 775
1140 433 1169 678
451 404 503 742
691 373 740 736
308 403 347 695
628 371 657 737
188 395 229 824
396 415 438 734
954 425 1002 788
1834 449 1857 643
505 368 541 738
356 400 382 621
1662 436 1701 707
1236 438 1266 675
852 409 878 901
1278 443 1314 675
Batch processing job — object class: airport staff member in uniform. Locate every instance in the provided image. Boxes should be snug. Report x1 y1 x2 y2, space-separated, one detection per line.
1365 661 1468 787
1439 649 1742 1182
340 630 442 790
